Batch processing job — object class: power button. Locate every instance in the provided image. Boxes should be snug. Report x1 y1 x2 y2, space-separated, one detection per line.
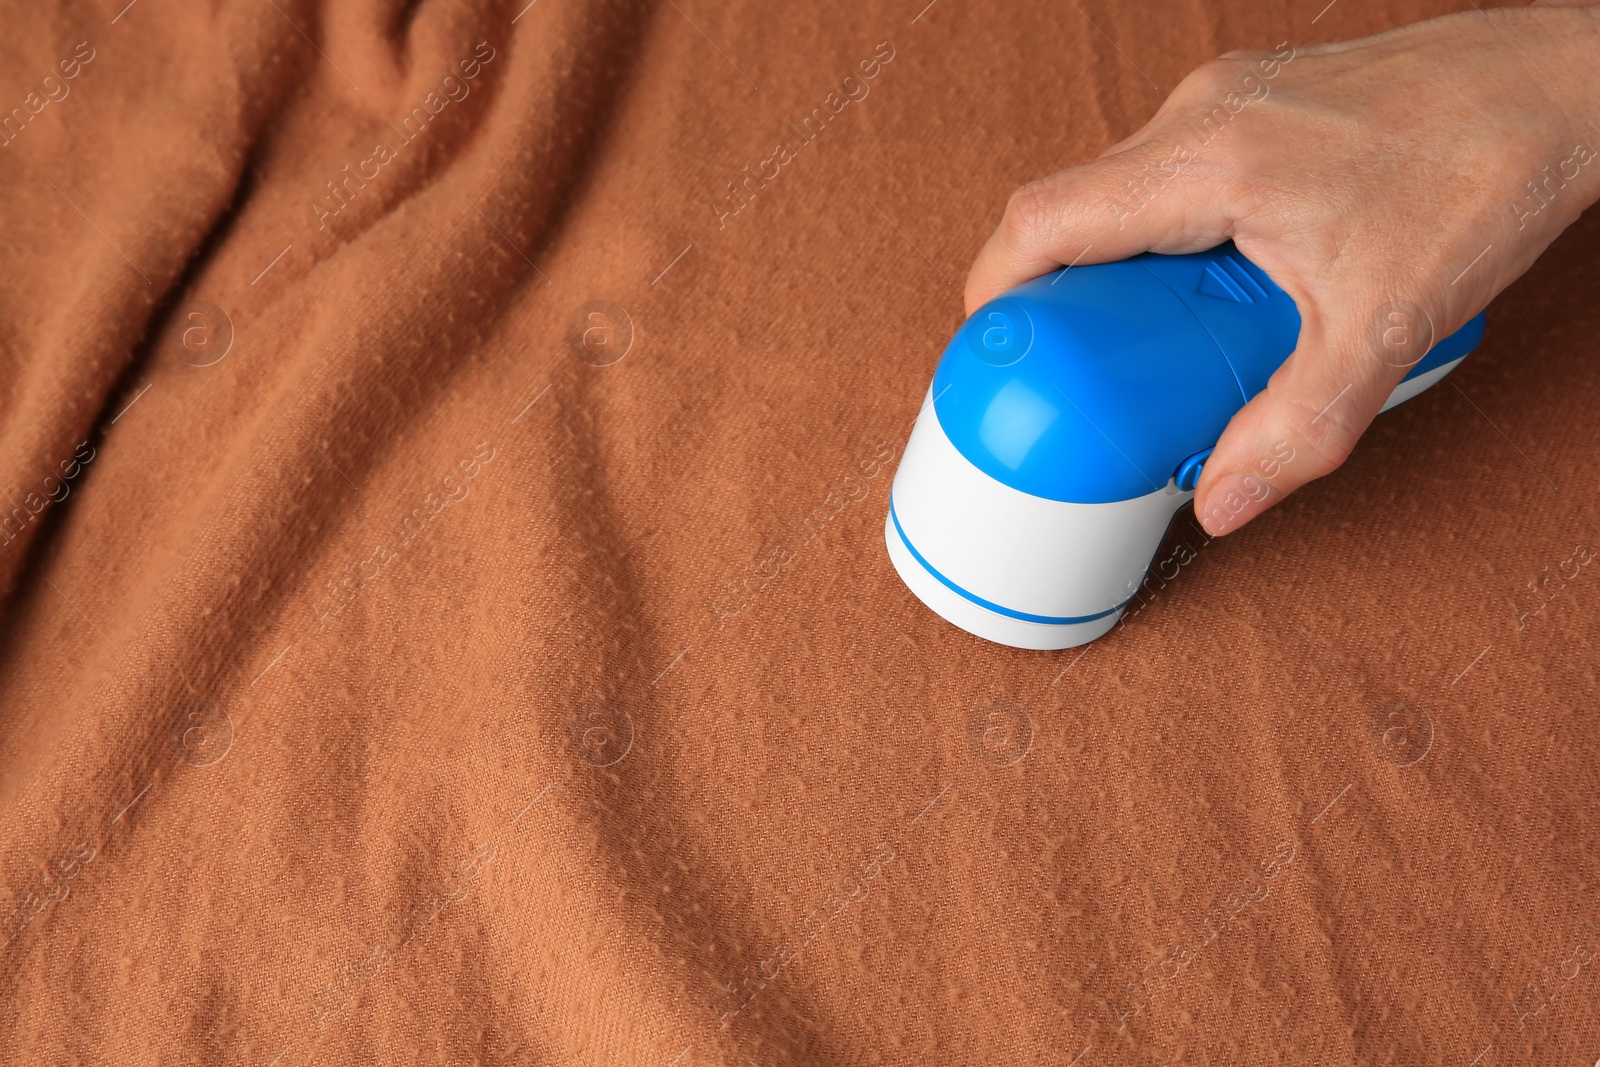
1174 447 1214 492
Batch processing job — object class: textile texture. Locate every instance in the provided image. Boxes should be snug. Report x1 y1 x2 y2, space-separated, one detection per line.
0 0 1596 1063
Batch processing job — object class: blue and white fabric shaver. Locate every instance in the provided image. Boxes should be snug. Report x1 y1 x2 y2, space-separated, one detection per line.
885 242 1487 650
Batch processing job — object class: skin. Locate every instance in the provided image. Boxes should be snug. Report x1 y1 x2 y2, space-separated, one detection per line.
964 2 1600 535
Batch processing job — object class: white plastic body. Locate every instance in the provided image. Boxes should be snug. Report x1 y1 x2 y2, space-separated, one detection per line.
886 357 1465 650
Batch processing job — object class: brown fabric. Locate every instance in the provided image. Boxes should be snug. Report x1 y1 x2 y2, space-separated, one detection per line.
1 0 1596 1062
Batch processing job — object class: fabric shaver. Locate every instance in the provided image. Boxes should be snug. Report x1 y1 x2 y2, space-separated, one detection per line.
884 242 1487 650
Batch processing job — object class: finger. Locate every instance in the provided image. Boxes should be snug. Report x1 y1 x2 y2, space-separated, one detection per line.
1191 286 1426 536
964 138 1243 315
964 105 1259 313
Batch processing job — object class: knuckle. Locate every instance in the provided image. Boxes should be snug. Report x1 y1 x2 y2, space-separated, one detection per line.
1276 394 1360 479
1168 54 1278 154
1001 178 1057 250
1178 56 1245 97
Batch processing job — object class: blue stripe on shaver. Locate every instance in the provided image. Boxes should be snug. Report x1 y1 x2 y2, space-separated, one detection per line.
889 498 1131 626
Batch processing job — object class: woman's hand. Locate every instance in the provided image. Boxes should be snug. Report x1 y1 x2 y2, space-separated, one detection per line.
963 5 1600 534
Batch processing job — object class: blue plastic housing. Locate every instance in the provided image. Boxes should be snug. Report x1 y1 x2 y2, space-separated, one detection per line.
931 242 1487 504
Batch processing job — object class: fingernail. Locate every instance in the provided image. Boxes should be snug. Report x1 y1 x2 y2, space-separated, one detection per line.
1196 472 1281 536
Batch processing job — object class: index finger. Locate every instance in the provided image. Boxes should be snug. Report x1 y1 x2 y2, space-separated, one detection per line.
963 121 1249 314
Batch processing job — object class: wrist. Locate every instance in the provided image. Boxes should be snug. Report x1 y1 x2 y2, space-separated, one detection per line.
1478 6 1600 231
1532 7 1600 147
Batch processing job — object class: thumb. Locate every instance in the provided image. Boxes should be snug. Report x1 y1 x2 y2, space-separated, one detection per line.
1192 285 1432 536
